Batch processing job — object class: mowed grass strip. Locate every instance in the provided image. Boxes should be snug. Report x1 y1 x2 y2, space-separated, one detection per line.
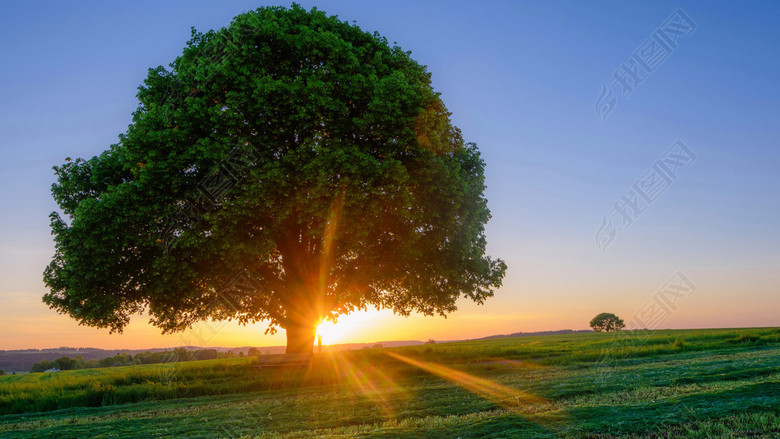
1 328 779 438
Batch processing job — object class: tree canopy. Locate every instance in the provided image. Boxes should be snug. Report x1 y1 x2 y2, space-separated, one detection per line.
590 313 626 332
43 4 506 353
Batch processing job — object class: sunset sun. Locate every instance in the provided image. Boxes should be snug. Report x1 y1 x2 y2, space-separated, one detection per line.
316 321 336 345
316 320 350 345
315 311 386 345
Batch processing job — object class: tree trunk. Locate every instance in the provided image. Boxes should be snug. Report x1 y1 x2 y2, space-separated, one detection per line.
285 322 317 354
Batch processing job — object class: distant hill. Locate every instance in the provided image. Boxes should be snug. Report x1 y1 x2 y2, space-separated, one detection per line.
0 331 591 372
472 329 593 340
0 341 427 372
0 347 221 373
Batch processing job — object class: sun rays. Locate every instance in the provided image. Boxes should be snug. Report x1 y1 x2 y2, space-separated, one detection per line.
290 347 548 428
294 351 406 421
385 351 547 412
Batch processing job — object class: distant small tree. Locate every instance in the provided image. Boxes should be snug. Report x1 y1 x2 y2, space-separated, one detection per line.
31 360 58 372
54 356 75 370
425 339 437 345
73 355 86 369
0 370 6 376
590 312 625 332
193 349 219 360
247 347 261 357
173 348 191 362
98 353 134 367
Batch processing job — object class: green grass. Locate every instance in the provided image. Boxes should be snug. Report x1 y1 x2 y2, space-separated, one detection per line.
1 328 779 438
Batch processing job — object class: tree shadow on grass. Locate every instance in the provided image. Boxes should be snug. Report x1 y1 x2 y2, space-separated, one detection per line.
561 382 780 436
361 412 559 439
1 415 202 439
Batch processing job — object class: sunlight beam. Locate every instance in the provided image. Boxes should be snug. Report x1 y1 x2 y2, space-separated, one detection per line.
385 351 547 411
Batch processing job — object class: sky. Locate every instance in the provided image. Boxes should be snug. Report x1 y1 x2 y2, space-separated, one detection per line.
0 1 778 350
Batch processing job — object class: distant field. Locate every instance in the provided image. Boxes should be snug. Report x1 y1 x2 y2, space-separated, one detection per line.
1 328 779 438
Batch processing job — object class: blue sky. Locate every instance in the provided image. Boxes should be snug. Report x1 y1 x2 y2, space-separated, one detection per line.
0 1 778 349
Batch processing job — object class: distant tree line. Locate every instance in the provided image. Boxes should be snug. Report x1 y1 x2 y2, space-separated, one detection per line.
29 348 242 372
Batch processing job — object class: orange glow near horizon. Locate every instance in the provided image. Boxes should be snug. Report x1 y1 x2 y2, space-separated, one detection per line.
4 272 780 351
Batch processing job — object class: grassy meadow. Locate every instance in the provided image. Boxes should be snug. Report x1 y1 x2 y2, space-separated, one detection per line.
1 327 779 438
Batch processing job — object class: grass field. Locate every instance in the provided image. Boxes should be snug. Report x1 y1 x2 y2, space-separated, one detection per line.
1 327 779 438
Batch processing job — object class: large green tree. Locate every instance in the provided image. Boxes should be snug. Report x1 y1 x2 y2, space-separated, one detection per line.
44 5 506 354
